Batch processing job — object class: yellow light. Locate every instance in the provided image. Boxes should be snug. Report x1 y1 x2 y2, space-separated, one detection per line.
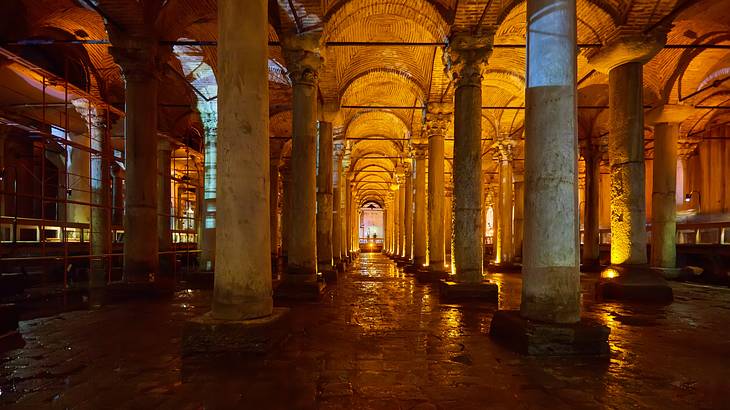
601 268 620 279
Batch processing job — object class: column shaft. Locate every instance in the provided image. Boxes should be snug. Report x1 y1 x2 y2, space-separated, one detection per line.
498 154 513 264
280 166 291 258
609 62 647 266
428 133 445 269
316 122 334 270
582 149 601 266
513 178 524 260
212 0 272 320
521 0 580 323
404 171 413 260
200 111 217 271
157 140 173 277
413 152 427 266
270 163 280 259
88 110 110 288
332 147 343 263
651 122 678 268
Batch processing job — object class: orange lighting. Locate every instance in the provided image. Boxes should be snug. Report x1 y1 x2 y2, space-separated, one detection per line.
601 268 620 279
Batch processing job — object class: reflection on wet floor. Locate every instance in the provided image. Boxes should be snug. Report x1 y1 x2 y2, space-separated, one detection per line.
0 252 729 409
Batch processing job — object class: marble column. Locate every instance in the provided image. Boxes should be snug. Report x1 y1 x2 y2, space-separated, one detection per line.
269 162 280 260
581 143 601 268
111 166 124 226
211 0 273 319
316 121 334 273
444 189 453 260
646 104 695 273
513 175 524 260
444 32 492 283
110 38 160 283
282 32 323 281
73 100 110 289
404 166 414 261
332 142 345 266
495 140 514 266
521 0 580 323
396 168 405 257
157 139 173 279
425 105 451 271
413 144 428 266
200 110 217 271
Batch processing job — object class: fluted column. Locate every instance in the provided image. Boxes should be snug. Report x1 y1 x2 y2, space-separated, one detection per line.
495 140 514 266
283 33 323 280
316 121 334 273
581 143 601 268
73 100 110 290
521 0 580 323
413 144 428 266
445 32 492 283
425 105 451 271
157 139 173 279
110 38 160 283
332 142 345 265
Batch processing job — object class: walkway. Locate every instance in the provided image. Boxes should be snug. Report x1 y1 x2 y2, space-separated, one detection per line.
1 253 729 409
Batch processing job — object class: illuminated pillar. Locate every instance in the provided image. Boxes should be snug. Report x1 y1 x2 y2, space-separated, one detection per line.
282 32 323 282
513 174 524 260
413 144 428 266
332 141 345 266
581 143 601 268
426 105 451 271
280 163 291 259
157 139 173 280
396 167 406 257
67 130 91 225
403 166 413 261
111 166 124 226
495 140 514 266
392 184 400 256
647 104 696 273
200 110 217 271
445 32 491 283
520 0 580 323
110 38 160 284
316 121 334 274
445 186 453 260
73 100 110 291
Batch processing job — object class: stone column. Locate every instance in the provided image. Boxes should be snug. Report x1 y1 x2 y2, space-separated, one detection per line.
581 143 601 268
396 168 406 257
445 186 453 259
332 142 345 268
110 38 160 284
280 163 291 259
67 131 91 225
111 166 124 226
157 139 173 280
647 104 695 275
444 32 492 284
184 0 288 355
588 31 673 302
317 120 335 278
73 100 111 291
282 32 323 285
495 140 514 266
412 144 428 267
269 161 280 261
426 105 451 272
211 0 272 319
491 0 609 356
403 166 414 261
392 184 399 257
513 175 524 261
200 110 217 271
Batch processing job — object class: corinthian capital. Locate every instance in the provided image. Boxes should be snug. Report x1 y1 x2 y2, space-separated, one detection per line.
424 102 452 137
72 99 107 128
412 143 428 160
586 28 667 73
109 37 161 83
282 31 324 86
443 31 494 88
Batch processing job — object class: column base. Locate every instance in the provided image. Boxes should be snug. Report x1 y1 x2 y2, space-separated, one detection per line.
182 308 290 355
335 261 346 273
322 268 339 284
489 310 610 356
274 277 326 301
414 268 449 283
596 265 674 304
438 280 498 302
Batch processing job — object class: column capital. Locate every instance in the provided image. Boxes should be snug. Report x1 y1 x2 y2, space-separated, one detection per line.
71 99 107 128
645 104 697 125
412 143 428 160
282 31 324 86
109 36 161 82
333 140 346 158
443 31 494 88
586 29 667 73
424 103 453 137
492 137 515 162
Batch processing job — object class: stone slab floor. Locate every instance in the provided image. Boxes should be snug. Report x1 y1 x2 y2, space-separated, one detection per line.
0 253 729 409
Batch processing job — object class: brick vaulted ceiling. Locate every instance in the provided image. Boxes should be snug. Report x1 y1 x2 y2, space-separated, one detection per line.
1 0 729 202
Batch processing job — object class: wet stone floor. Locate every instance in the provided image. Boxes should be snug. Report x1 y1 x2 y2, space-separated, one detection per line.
1 253 729 409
